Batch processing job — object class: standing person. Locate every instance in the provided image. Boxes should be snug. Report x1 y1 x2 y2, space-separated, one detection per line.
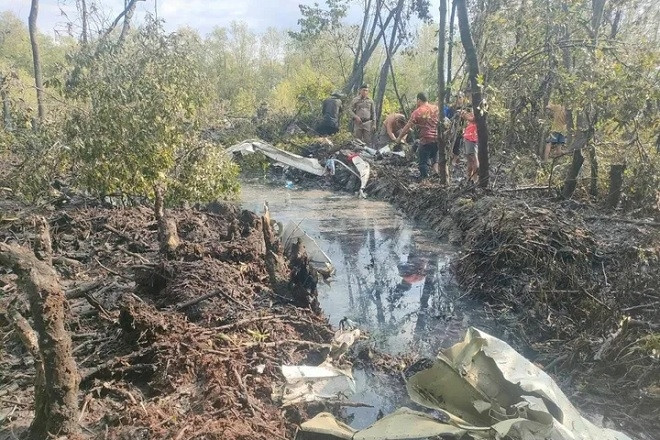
396 93 440 179
374 112 406 149
349 84 376 144
544 102 567 160
317 92 343 136
461 107 479 182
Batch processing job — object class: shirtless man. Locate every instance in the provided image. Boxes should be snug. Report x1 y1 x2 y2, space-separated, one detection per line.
374 113 406 149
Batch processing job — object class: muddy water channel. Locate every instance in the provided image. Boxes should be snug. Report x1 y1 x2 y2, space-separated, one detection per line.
241 180 497 355
240 180 499 428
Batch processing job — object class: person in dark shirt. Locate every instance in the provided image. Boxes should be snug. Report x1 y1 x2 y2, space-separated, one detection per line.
317 92 343 136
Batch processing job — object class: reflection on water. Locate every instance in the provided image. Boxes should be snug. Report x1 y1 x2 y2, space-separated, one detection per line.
240 180 494 356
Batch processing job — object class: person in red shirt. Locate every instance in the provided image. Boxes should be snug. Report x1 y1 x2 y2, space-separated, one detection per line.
460 107 479 182
396 93 439 178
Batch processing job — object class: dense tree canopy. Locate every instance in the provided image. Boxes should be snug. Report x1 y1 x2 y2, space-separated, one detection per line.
0 0 658 210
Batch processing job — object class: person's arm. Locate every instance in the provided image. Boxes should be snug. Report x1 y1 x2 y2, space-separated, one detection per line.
396 119 415 143
348 98 360 122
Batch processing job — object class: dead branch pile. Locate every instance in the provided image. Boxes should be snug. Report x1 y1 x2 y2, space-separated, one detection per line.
0 199 335 439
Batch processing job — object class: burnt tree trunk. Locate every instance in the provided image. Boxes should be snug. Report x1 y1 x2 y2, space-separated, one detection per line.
0 223 80 439
154 185 180 255
28 0 45 123
605 164 626 210
436 0 449 185
457 0 489 188
588 145 599 197
262 209 288 293
562 112 595 199
562 149 584 199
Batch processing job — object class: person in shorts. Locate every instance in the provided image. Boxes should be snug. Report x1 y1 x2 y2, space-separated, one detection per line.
461 107 479 182
544 103 567 160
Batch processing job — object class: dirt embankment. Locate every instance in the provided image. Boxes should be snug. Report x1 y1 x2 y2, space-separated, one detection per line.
0 199 339 439
365 163 659 438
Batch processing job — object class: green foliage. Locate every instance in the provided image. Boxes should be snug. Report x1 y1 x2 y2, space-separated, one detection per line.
289 0 349 42
168 139 240 204
63 20 236 203
4 123 69 201
268 61 334 115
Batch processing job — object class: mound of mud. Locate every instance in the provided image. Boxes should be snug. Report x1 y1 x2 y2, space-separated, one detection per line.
0 200 335 439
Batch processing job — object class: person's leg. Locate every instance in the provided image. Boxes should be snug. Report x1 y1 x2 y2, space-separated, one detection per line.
429 143 439 175
353 124 362 141
464 140 477 181
472 152 480 183
466 154 476 181
543 142 551 161
363 123 373 146
418 145 430 178
544 132 559 160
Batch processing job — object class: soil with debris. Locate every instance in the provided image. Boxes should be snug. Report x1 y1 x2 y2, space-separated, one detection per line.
366 163 659 439
0 197 380 439
273 141 659 439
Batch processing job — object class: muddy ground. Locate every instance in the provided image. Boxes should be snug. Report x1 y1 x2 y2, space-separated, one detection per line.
1 144 658 439
353 158 658 438
0 196 396 439
262 141 659 438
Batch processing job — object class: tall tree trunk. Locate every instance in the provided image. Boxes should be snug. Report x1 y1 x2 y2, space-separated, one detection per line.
118 0 138 44
80 0 88 45
563 0 605 199
28 0 45 123
605 164 625 209
588 145 598 197
561 112 594 199
457 0 489 188
343 0 394 93
374 0 403 125
446 0 457 101
437 0 449 184
0 221 80 439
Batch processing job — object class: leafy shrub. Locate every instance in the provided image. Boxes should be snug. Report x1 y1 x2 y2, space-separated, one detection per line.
63 19 237 204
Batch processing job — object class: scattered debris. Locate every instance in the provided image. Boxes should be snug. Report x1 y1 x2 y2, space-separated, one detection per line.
275 363 356 407
227 140 326 176
298 328 632 440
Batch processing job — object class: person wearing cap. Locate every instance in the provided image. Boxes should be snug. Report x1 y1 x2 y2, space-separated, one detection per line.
317 92 343 136
396 92 440 179
349 84 376 144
